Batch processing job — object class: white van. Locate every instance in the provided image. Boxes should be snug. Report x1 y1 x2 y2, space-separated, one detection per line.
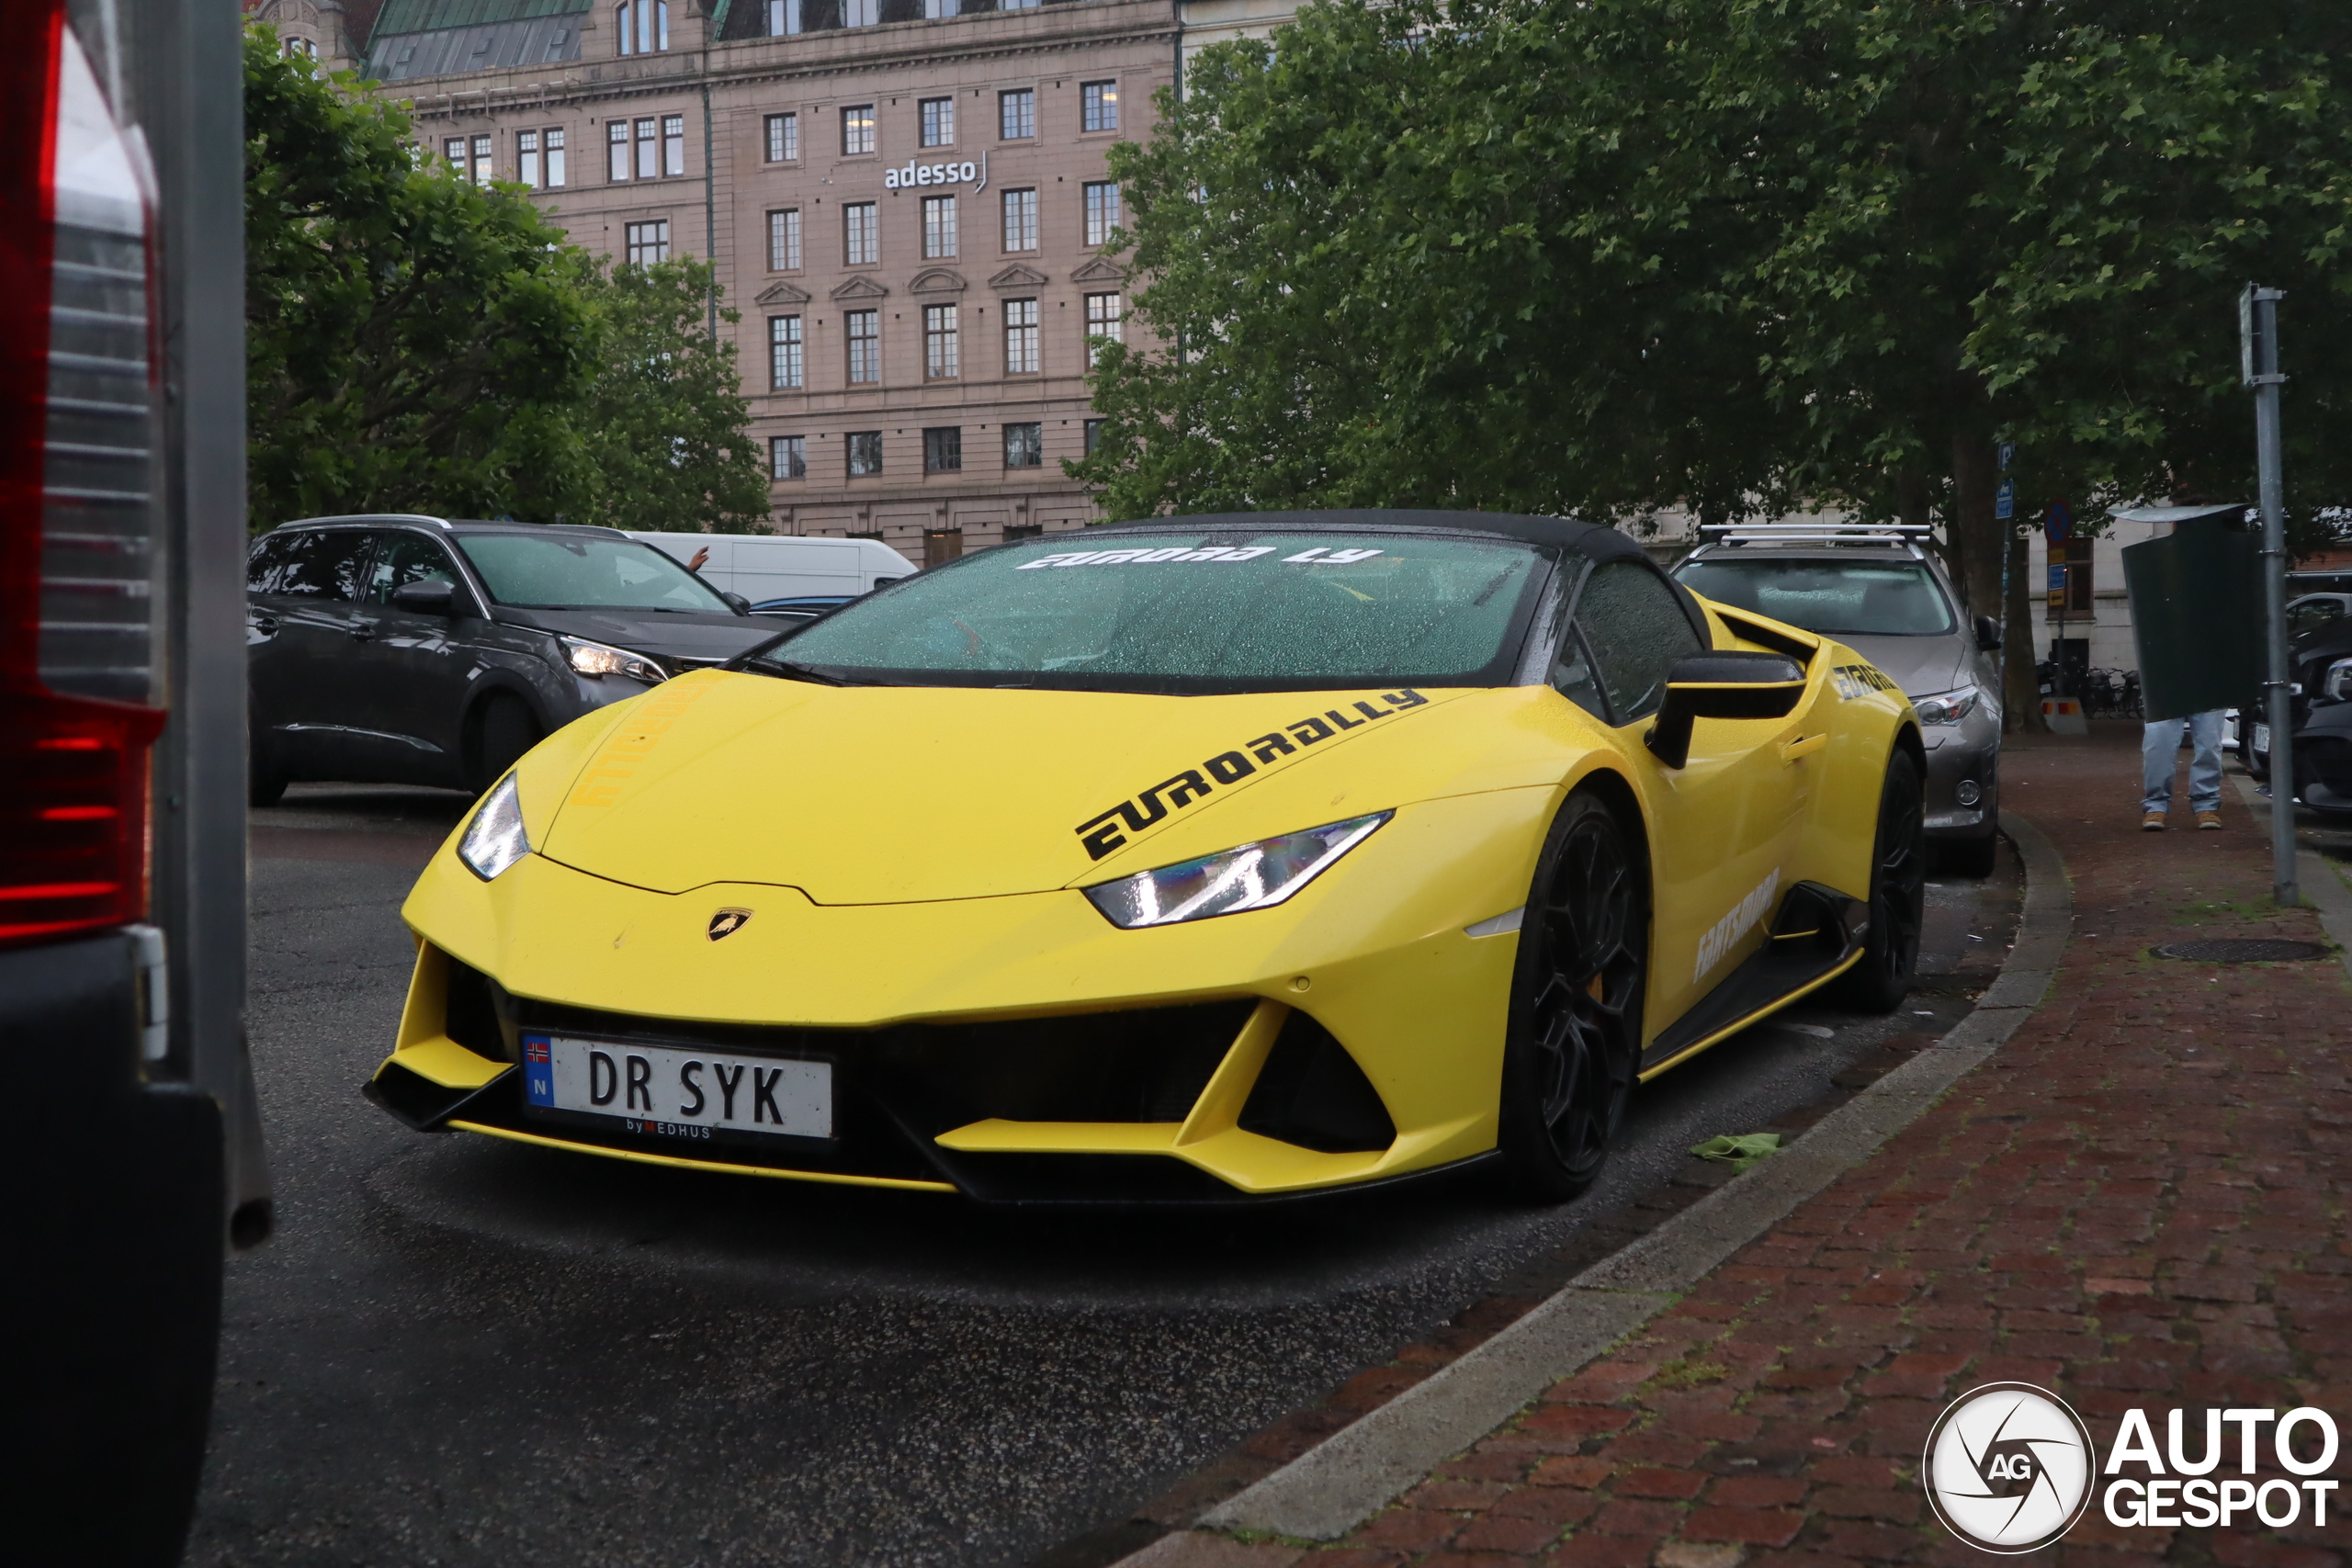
626 532 916 612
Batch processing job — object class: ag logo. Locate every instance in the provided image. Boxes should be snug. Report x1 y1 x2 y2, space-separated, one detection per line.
707 908 752 942
1924 1382 2097 1552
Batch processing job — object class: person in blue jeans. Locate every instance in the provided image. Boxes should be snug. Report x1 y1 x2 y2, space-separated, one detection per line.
2143 710 2224 829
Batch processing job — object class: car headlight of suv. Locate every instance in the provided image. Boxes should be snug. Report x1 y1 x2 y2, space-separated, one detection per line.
2325 657 2352 702
562 636 667 684
1082 812 1391 929
458 774 531 881
1913 684 1980 726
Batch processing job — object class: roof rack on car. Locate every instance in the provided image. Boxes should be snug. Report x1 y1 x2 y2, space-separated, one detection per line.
1690 524 1933 560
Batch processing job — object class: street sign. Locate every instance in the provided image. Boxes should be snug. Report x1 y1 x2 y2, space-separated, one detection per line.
2044 499 2072 543
1997 442 2015 473
1995 478 2014 521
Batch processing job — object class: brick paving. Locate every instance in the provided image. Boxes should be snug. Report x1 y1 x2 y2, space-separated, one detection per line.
1263 729 2352 1567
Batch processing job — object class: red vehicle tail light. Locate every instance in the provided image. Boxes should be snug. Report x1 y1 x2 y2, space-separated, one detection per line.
0 5 166 951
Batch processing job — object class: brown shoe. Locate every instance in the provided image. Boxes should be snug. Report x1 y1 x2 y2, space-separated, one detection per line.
2198 810 2222 830
2143 812 2167 831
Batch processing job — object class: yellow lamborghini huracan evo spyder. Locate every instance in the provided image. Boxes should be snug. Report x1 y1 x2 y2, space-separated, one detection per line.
367 511 1925 1203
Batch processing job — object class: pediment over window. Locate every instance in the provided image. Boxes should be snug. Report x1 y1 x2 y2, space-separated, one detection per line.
989 263 1051 291
829 275 890 302
1069 256 1127 285
908 268 967 296
754 281 812 306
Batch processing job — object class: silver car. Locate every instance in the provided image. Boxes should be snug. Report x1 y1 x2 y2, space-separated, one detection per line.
1672 525 2004 875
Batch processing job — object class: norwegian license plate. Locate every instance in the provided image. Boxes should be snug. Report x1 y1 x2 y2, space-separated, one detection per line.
520 1032 831 1141
2254 722 2271 752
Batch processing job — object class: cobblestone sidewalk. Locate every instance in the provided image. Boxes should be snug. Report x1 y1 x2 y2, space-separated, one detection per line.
1215 729 2352 1568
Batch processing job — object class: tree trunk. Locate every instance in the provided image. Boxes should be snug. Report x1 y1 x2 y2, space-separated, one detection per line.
2003 523 2046 732
1948 429 2004 617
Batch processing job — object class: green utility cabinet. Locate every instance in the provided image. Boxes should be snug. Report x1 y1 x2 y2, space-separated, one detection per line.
2120 508 2263 722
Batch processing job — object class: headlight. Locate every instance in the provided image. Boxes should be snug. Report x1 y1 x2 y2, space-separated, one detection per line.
1082 812 1391 929
458 774 531 881
2326 657 2352 701
562 636 667 684
1913 685 1979 726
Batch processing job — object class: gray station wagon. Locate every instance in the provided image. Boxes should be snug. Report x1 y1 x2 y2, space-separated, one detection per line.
1674 525 2004 875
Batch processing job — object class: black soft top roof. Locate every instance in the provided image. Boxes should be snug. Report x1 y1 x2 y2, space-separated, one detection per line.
1092 509 1650 565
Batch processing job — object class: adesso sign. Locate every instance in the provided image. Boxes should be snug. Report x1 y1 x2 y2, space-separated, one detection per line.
884 152 988 191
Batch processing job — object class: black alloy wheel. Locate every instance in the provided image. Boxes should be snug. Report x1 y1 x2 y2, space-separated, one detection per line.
1498 789 1647 1201
473 694 542 793
1834 747 1927 1013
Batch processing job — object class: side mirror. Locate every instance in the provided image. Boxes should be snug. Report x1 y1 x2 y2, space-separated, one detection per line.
390 578 457 615
1645 651 1807 769
1973 615 2002 652
722 592 752 615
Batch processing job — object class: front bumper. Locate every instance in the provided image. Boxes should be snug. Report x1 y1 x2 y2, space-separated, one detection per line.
371 790 1549 1201
1919 712 1999 838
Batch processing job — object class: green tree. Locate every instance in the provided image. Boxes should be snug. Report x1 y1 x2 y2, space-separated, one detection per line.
243 30 598 527
1079 0 2352 720
568 258 771 533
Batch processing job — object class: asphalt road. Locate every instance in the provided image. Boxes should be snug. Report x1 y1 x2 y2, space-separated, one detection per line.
191 784 2020 1568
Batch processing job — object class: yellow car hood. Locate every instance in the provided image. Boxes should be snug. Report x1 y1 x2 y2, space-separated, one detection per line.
534 671 1476 903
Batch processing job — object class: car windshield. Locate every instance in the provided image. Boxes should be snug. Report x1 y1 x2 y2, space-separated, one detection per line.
1675 558 1955 637
751 531 1549 694
456 532 734 614
2289 597 2347 639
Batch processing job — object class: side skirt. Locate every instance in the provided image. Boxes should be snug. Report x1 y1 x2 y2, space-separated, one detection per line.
1638 881 1868 1080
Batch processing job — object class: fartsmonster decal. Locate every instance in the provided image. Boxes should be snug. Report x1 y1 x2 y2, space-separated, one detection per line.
1076 689 1430 860
1017 545 1385 570
1831 663 1899 701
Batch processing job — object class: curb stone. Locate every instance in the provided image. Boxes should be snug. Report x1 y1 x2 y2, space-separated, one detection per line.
2229 772 2352 981
1137 810 2073 1549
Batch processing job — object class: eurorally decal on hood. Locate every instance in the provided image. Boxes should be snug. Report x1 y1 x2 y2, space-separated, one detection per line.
1075 688 1430 860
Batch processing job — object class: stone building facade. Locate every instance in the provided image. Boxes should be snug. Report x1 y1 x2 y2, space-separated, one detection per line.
345 0 1178 563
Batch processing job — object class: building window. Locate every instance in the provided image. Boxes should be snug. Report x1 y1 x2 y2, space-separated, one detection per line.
764 0 802 34
922 0 961 17
922 195 957 259
847 310 880 384
771 434 807 479
843 202 878 266
636 118 660 179
843 0 879 23
545 127 566 186
2048 536 2094 615
662 114 685 177
764 112 798 162
769 315 804 389
1084 418 1105 456
1084 182 1121 246
1081 81 1119 133
625 220 671 266
471 134 492 185
1003 423 1043 468
285 36 320 59
842 104 876 155
1004 299 1039 375
923 304 959 378
444 137 467 176
847 431 883 477
1000 0 1037 11
924 426 962 473
1005 522 1043 540
920 97 955 148
519 129 541 186
1001 188 1038 252
616 0 669 53
607 121 629 181
1084 292 1123 364
999 89 1035 141
767 209 802 271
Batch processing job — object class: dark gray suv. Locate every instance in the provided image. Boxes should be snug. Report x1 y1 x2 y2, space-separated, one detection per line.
245 515 779 804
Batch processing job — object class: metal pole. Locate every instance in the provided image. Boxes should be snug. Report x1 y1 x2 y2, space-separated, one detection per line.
2244 285 2297 906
